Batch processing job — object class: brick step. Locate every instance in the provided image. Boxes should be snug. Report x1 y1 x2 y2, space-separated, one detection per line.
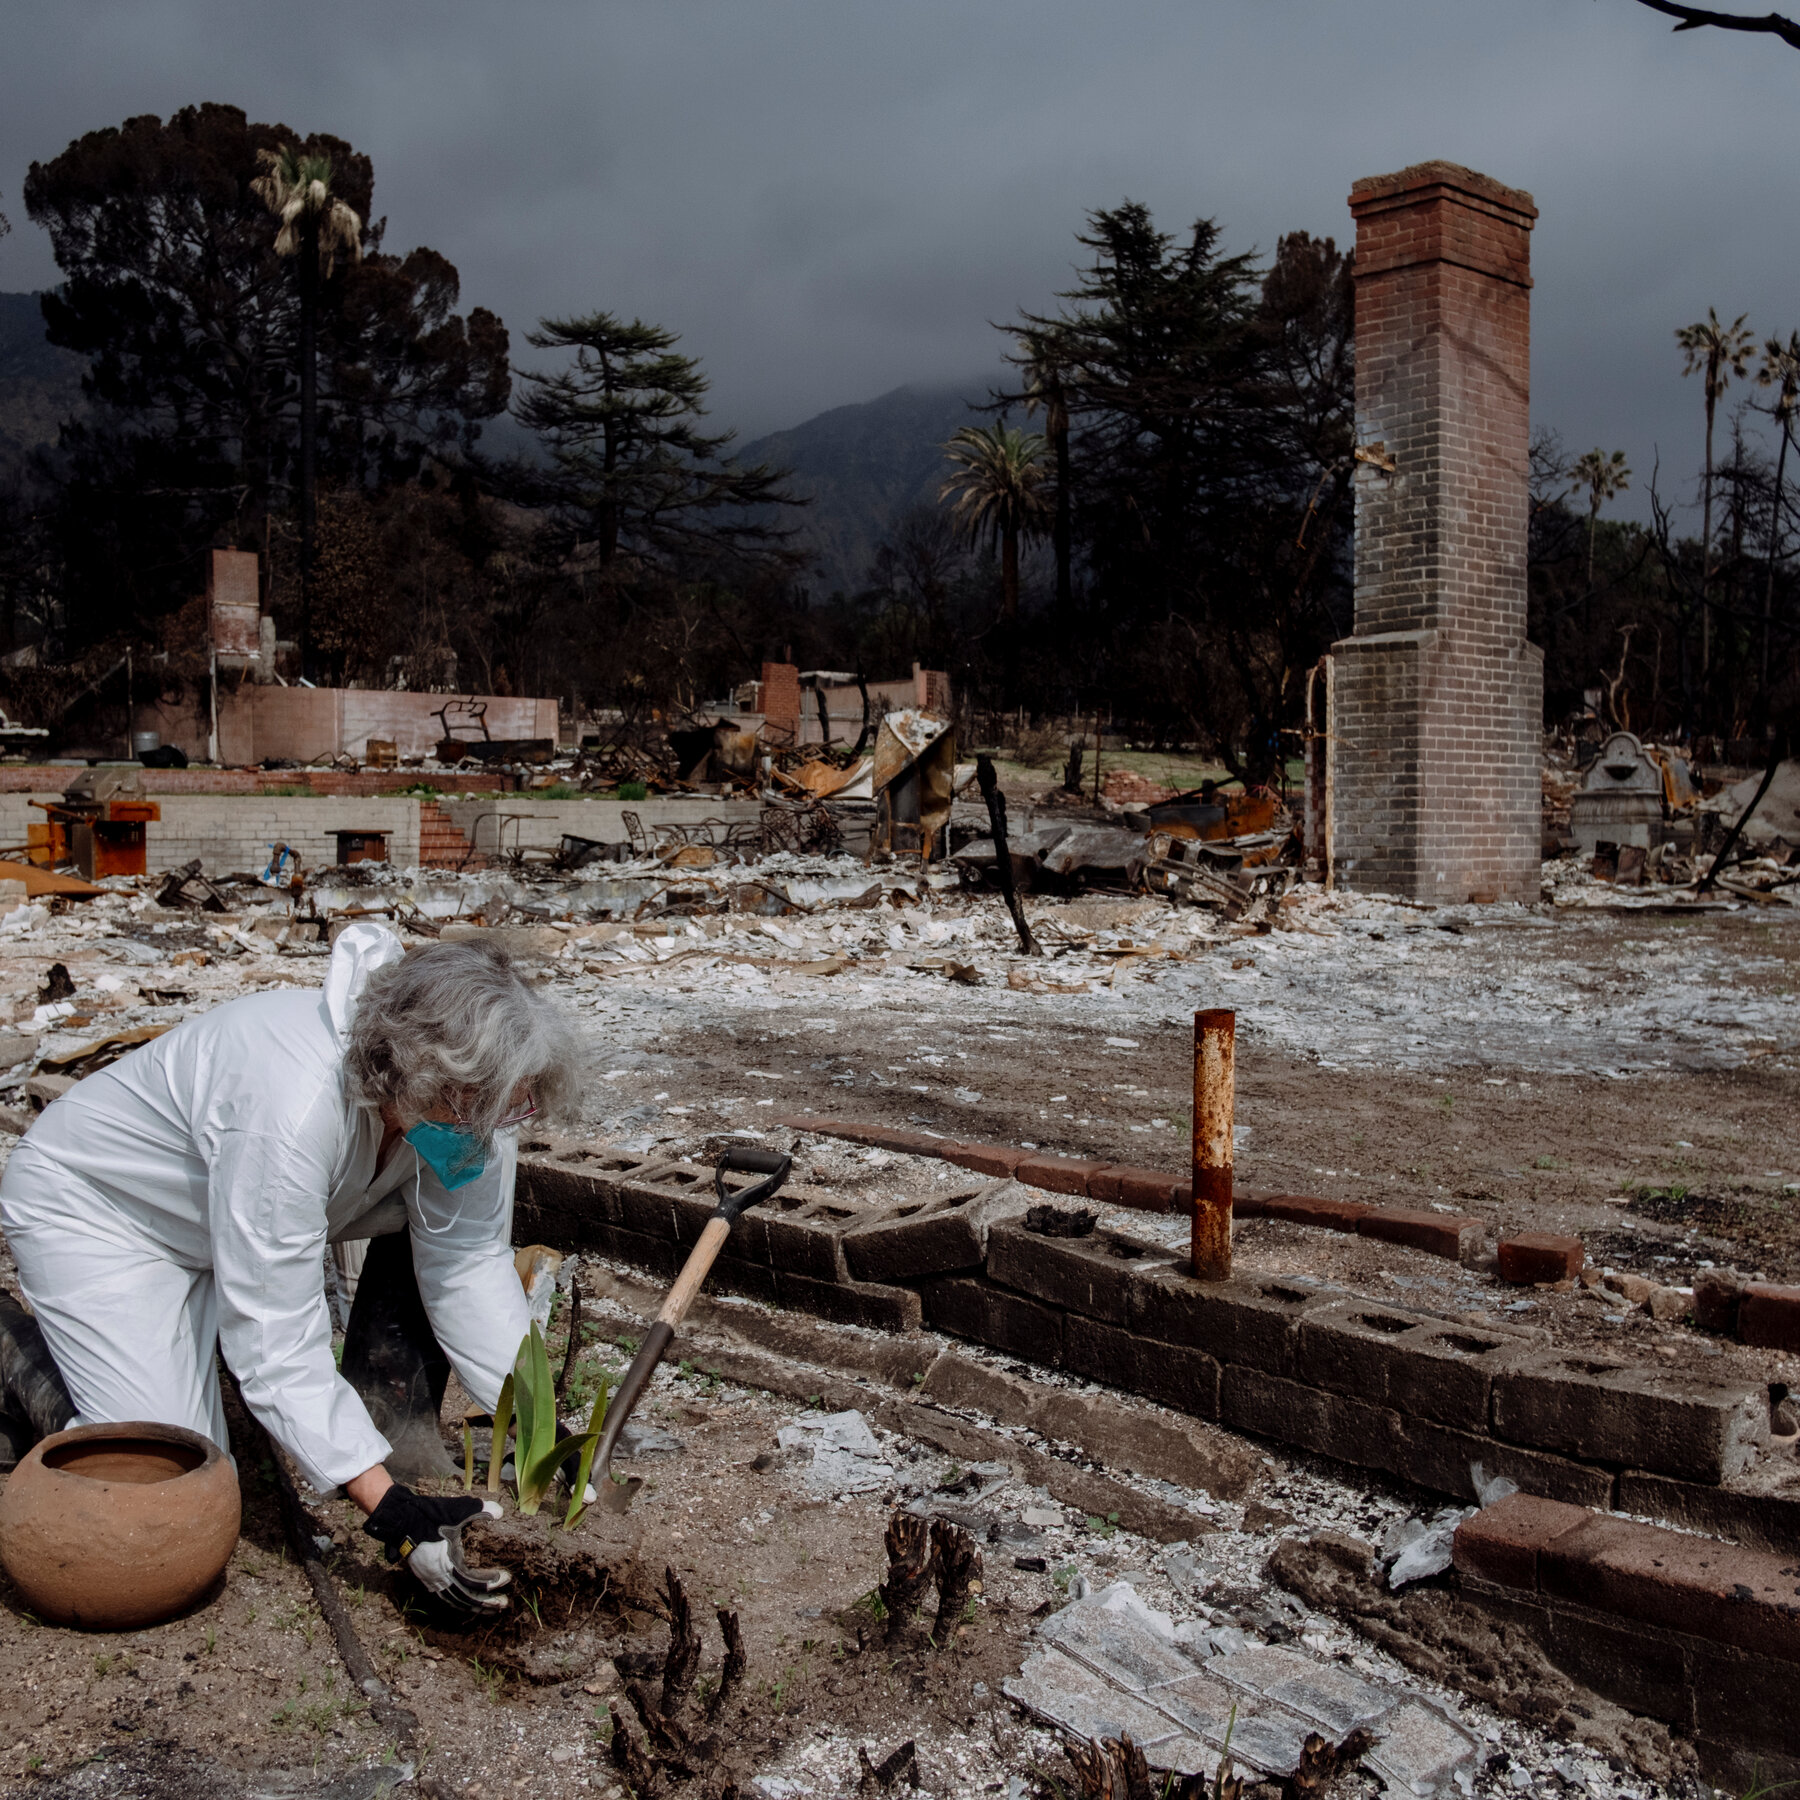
1451 1490 1800 1775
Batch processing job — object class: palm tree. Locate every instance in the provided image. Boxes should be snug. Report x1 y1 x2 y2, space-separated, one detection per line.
1017 332 1075 612
1756 331 1800 698
939 422 1049 620
1570 448 1631 589
1676 308 1754 673
252 146 363 680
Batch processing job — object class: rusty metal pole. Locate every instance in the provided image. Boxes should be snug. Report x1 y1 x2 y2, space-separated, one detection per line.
1192 1009 1235 1280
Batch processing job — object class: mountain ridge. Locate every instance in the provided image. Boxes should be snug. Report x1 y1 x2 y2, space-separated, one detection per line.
739 376 1002 594
0 291 84 473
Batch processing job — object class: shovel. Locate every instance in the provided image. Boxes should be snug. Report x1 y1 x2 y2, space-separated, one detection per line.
588 1146 791 1500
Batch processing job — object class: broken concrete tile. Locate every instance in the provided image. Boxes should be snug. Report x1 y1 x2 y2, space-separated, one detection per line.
1205 1643 1322 1697
1362 1697 1479 1799
1210 1707 1314 1778
1257 1661 1397 1739
1145 1737 1223 1781
1039 1595 1199 1692
1002 1647 1180 1751
1147 1669 1242 1741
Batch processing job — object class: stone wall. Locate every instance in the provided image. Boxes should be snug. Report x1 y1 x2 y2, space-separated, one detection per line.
1330 162 1544 903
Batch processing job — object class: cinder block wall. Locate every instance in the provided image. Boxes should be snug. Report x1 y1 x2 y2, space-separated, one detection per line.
134 689 559 764
440 797 764 857
0 794 423 875
1332 162 1544 903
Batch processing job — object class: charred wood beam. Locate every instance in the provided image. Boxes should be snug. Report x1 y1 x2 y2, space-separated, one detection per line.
849 673 873 759
1697 739 1783 893
975 754 1039 956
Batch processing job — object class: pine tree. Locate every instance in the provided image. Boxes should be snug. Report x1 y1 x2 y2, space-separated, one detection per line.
513 311 798 573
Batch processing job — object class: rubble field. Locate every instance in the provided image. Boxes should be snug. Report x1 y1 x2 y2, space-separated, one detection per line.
0 852 1794 1798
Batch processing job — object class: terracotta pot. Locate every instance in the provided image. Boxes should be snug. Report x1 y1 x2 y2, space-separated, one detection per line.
0 1421 240 1629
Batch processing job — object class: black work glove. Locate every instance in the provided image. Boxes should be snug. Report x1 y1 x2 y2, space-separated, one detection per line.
362 1485 511 1615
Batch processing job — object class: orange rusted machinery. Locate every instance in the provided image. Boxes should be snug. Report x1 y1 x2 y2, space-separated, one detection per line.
28 769 159 879
1140 784 1279 843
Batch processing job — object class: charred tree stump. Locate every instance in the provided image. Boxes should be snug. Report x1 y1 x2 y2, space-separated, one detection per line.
660 1566 702 1715
610 1703 661 1799
713 1606 746 1714
1067 1735 1162 1800
931 1517 982 1639
976 755 1038 956
626 1682 691 1760
857 1739 920 1792
879 1511 940 1639
1290 1728 1374 1800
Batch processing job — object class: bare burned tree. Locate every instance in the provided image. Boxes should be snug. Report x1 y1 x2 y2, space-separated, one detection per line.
1631 0 1800 48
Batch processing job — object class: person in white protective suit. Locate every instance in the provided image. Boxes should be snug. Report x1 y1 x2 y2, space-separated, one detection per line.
0 922 583 1614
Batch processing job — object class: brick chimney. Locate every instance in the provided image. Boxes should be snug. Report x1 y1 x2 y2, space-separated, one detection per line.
758 660 802 747
1328 162 1543 903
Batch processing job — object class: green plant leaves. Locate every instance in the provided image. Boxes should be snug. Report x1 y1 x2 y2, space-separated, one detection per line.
563 1375 613 1531
491 1324 615 1526
513 1323 562 1514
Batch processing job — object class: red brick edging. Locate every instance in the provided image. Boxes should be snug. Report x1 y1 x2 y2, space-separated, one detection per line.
1454 1490 1800 1665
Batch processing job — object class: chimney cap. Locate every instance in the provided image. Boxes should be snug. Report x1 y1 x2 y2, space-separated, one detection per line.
1350 161 1536 221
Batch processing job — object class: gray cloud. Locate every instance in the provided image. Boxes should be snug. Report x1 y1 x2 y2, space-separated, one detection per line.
2 0 1792 520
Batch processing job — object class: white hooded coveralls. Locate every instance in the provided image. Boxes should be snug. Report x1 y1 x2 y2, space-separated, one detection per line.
0 923 531 1492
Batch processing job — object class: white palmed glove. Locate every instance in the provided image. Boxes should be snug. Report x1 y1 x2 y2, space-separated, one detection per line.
362 1488 512 1616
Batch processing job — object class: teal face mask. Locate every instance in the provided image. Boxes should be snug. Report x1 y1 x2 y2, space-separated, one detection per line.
405 1119 488 1191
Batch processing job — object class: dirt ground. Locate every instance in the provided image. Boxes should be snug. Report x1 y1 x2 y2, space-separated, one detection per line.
0 1269 1693 1800
0 866 1794 1796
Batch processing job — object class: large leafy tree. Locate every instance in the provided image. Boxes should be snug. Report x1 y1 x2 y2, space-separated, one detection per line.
22 103 509 643
997 207 1355 774
511 310 799 576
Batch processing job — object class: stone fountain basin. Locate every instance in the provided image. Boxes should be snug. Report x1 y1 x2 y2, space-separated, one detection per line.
0 1420 240 1629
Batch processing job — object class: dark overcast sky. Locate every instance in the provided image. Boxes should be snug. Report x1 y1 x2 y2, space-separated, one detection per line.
1 2 1793 519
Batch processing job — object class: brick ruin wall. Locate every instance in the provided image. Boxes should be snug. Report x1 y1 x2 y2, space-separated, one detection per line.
1330 162 1544 904
511 1145 1800 1774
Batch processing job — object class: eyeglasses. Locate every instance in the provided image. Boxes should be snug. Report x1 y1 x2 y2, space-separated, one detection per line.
446 1097 539 1130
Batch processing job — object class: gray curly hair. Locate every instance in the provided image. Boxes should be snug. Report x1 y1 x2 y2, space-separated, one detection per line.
344 938 584 1132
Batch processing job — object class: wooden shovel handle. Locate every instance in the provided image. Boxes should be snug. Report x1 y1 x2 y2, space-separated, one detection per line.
658 1216 730 1328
